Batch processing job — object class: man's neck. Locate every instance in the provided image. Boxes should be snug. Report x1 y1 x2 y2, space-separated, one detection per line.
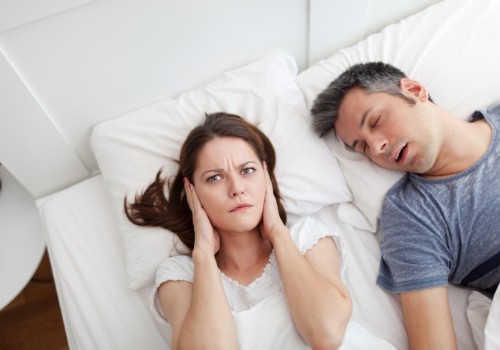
424 117 491 179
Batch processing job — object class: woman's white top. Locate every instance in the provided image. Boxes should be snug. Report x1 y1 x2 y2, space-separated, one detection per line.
151 217 396 349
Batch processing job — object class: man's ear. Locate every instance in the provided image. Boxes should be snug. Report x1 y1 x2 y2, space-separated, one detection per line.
400 78 429 102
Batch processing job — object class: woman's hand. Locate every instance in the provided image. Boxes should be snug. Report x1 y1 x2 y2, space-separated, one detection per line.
184 178 220 255
259 163 287 243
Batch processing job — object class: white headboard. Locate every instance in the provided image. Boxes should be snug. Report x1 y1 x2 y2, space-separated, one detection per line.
0 0 441 198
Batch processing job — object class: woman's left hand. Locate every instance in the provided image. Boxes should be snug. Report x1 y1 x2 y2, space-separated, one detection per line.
259 163 287 243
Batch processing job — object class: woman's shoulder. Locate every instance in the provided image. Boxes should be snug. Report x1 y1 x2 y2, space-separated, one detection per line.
289 216 340 254
155 254 194 285
289 216 328 233
290 215 348 281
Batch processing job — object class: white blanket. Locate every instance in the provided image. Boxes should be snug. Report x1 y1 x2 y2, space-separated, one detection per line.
485 290 500 349
233 293 396 349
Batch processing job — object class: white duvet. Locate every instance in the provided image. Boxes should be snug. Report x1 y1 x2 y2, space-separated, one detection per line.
233 293 396 349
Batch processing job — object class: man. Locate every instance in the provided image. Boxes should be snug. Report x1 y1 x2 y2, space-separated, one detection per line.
311 62 500 349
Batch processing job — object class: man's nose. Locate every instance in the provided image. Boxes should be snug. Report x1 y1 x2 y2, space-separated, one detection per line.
368 136 388 156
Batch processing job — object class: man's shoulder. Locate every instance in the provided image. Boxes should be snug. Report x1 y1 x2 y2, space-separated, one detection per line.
383 174 418 202
381 174 435 221
487 103 500 115
471 103 500 122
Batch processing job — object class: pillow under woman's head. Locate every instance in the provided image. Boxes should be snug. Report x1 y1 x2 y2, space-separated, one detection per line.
91 54 351 289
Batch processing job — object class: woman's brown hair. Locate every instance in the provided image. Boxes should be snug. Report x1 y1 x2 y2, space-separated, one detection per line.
124 112 287 251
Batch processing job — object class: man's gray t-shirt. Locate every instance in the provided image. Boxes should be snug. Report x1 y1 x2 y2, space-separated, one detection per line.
377 105 500 294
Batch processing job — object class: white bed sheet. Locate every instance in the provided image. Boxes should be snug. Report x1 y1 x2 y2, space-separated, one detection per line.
38 175 477 350
485 290 500 349
38 175 169 350
311 205 476 350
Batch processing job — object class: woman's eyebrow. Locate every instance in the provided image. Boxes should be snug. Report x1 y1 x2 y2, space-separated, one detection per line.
199 161 257 177
239 161 257 168
200 168 223 178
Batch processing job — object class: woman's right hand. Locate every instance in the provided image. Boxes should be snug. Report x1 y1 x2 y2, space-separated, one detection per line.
184 178 220 255
259 163 287 244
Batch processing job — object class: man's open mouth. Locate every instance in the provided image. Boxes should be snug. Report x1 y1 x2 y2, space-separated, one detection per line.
396 144 408 162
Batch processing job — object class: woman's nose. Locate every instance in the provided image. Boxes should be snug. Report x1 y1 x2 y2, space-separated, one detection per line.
229 178 245 197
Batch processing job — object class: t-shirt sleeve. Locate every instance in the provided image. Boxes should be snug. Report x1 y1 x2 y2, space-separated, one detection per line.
376 190 451 293
150 255 194 324
289 216 348 282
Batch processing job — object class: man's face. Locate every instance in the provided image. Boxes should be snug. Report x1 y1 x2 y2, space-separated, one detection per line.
335 83 440 174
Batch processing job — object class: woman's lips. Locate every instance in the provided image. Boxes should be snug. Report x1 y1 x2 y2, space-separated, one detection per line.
230 204 251 212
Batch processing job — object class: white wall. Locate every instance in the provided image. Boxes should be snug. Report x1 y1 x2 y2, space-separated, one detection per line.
0 0 308 197
0 0 442 198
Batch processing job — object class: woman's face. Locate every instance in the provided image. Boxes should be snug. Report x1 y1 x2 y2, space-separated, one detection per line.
192 137 266 235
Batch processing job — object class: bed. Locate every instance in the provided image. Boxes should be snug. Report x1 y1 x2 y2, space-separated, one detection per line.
37 0 500 349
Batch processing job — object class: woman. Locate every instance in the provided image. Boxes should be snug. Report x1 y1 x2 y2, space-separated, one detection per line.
125 112 394 349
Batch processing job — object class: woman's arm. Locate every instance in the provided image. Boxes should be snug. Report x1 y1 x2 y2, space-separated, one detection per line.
157 179 238 350
260 166 352 349
272 229 352 350
158 250 238 350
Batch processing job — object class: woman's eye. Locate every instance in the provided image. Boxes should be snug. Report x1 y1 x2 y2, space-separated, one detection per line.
241 167 255 175
372 115 381 127
207 174 222 182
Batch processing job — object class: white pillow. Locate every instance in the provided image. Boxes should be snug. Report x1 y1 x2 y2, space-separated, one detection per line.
91 54 351 289
297 0 500 232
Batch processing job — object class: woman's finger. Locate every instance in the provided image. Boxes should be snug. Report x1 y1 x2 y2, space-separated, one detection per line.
183 177 194 210
184 177 203 212
263 162 274 196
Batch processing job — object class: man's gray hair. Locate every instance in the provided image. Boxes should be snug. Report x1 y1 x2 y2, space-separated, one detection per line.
310 62 416 138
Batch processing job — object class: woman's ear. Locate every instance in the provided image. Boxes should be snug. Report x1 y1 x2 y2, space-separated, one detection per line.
400 78 429 102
